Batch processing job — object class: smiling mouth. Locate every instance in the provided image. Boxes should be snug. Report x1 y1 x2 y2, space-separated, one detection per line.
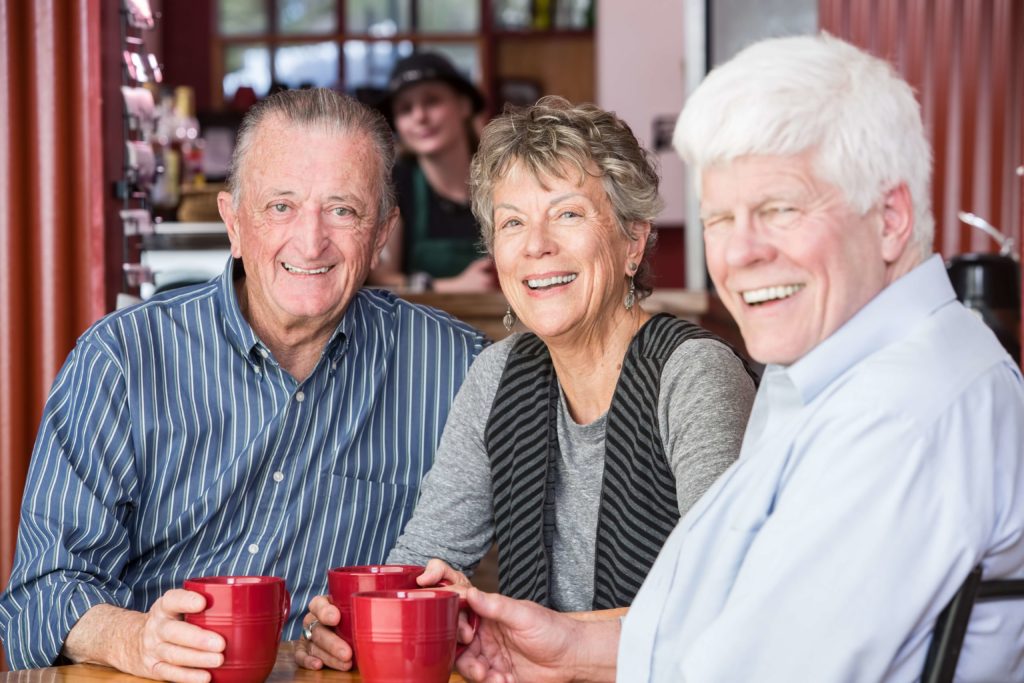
741 283 804 305
282 262 334 275
526 273 578 290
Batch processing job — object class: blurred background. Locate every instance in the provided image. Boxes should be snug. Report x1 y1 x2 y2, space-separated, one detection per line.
0 2 1021 666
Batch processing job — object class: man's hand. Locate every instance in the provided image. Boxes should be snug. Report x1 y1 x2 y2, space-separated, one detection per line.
293 594 352 671
63 591 225 682
455 588 619 683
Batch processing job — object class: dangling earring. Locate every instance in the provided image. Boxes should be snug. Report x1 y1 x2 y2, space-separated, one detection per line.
503 305 517 332
624 277 637 311
624 262 638 310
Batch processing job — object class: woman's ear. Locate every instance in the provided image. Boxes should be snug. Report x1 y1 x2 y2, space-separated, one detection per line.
624 221 652 275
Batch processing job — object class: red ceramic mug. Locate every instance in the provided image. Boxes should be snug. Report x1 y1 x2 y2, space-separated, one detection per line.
351 589 479 683
183 575 290 683
326 564 425 647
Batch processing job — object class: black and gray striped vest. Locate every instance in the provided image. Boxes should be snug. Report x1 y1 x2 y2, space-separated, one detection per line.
484 313 754 609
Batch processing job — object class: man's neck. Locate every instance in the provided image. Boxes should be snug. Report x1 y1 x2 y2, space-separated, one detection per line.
235 279 344 382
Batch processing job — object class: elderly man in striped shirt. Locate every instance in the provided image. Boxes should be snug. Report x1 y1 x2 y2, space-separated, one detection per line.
0 88 485 679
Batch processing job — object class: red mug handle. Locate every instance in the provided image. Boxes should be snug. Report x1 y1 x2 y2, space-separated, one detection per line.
279 589 291 640
455 595 479 659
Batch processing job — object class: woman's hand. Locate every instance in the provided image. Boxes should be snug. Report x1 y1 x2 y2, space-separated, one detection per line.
417 557 473 593
434 258 498 293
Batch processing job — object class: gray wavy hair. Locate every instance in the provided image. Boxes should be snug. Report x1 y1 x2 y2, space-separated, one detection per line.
470 96 663 299
227 88 397 226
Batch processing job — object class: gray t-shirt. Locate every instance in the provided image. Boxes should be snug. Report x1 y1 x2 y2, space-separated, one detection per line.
388 332 756 611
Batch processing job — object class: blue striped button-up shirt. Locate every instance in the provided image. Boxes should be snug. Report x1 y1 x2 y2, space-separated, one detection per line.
0 260 485 669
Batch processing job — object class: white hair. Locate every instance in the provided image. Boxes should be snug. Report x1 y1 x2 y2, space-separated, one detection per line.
674 33 934 261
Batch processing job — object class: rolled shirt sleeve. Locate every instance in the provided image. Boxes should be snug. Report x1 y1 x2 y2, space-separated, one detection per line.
0 339 138 669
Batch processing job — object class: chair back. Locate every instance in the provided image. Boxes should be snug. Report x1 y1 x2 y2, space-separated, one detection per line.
921 566 1024 683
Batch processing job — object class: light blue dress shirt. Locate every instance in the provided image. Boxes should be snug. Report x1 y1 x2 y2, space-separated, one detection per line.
0 259 485 670
619 256 1024 682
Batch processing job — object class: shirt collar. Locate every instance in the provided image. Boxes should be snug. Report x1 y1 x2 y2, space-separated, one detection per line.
779 255 956 403
217 257 359 365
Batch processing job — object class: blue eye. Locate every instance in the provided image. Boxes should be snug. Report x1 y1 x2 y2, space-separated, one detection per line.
272 203 289 213
332 207 352 217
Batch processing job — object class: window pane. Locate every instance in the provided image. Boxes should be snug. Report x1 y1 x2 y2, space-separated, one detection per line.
554 0 593 29
275 42 341 89
279 0 338 34
223 43 271 100
493 0 531 30
417 0 479 33
344 40 413 91
218 0 268 35
347 0 410 35
419 42 480 84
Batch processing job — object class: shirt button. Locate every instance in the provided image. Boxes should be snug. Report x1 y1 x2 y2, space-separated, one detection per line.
247 543 259 555
295 391 305 403
273 471 285 483
259 348 269 358
253 365 261 375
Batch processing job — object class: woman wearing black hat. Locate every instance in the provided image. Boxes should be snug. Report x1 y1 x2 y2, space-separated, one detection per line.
368 52 498 293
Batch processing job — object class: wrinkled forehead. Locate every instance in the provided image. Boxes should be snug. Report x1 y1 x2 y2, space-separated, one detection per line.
497 155 600 194
240 120 381 193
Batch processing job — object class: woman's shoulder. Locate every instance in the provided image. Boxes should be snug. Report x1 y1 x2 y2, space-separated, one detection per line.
662 336 756 385
470 334 522 378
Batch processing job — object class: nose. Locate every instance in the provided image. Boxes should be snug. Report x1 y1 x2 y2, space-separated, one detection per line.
295 206 330 257
410 102 429 122
723 211 775 268
523 221 556 259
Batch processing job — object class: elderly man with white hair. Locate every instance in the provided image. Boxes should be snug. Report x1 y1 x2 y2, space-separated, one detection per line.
453 33 1024 683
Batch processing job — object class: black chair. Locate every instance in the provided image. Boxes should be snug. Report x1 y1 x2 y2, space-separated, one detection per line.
921 565 1024 683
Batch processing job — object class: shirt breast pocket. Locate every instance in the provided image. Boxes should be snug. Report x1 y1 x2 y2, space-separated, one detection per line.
330 439 422 538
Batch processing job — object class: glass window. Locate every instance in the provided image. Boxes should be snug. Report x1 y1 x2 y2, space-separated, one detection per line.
554 0 592 29
218 0 268 35
343 40 414 91
275 42 341 89
346 0 410 35
279 0 338 34
417 0 479 33
223 43 272 100
493 0 532 30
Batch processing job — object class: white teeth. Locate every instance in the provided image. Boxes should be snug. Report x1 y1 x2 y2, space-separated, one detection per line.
283 263 332 275
526 274 578 289
741 284 804 305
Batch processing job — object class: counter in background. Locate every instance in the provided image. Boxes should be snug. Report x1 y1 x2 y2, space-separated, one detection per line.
404 289 709 342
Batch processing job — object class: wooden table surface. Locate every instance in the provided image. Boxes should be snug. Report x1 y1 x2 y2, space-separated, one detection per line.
0 643 467 682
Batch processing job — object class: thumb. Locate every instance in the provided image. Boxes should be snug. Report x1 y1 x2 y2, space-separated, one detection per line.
467 587 531 627
159 588 208 617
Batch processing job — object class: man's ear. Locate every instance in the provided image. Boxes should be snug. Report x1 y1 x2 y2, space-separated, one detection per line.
371 207 400 270
218 191 243 259
624 221 652 275
879 183 914 263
